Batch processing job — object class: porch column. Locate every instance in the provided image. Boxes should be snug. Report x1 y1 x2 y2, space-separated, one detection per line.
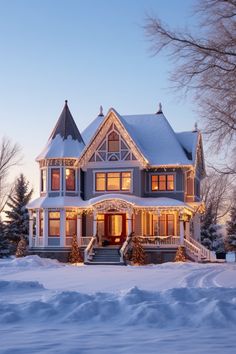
77 213 82 246
185 221 190 240
35 209 40 247
180 220 184 245
29 210 34 248
43 209 48 247
127 210 132 236
60 209 66 247
93 210 97 236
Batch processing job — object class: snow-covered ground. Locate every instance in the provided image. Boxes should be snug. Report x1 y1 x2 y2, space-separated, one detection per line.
0 256 236 354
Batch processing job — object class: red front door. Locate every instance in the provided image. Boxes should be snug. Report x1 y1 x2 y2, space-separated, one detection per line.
104 214 126 245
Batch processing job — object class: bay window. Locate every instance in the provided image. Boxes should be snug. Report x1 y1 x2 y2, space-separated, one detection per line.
41 169 46 192
51 168 60 191
48 211 60 237
66 168 75 191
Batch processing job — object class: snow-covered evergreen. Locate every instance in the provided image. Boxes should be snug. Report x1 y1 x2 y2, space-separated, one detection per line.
225 204 236 251
5 174 33 251
0 220 9 257
201 203 224 253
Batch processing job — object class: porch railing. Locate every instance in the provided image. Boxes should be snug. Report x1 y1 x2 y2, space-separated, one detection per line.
80 236 93 247
137 235 181 248
185 237 217 262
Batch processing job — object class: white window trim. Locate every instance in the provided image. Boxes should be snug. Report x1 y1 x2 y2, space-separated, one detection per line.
93 169 133 194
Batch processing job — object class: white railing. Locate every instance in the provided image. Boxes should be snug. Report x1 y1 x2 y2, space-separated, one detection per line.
184 237 217 262
80 236 93 247
84 236 97 263
137 235 181 248
120 235 132 263
31 237 43 247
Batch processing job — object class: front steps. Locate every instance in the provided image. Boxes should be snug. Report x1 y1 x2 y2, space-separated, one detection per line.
85 247 125 265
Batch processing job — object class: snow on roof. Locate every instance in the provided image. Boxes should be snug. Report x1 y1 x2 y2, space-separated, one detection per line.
37 101 85 160
27 194 193 210
176 131 199 163
82 114 104 145
119 113 191 166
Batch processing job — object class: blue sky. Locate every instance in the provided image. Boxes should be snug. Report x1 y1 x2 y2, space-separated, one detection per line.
0 0 197 194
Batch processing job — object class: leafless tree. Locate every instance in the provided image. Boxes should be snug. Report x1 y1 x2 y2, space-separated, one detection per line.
0 137 21 213
144 0 236 173
201 171 232 222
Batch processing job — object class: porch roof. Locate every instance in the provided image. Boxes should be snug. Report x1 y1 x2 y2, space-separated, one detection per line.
27 194 194 211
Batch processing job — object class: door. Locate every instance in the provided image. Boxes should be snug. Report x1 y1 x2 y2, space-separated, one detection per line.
104 214 126 245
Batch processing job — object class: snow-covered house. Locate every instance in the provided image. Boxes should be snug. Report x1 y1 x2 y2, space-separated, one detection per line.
28 101 215 264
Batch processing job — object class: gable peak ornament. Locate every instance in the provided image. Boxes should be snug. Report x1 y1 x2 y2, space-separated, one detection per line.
98 105 104 117
156 102 163 114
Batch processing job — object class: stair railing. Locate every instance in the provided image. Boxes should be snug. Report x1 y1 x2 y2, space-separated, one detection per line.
120 234 132 263
189 236 217 262
84 236 97 263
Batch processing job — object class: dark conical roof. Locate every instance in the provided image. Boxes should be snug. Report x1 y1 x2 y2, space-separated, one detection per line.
49 100 84 143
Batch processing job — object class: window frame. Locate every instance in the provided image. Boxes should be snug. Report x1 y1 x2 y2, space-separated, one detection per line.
65 211 77 237
51 168 60 191
94 170 132 193
151 173 175 192
108 131 119 152
48 211 60 237
65 168 76 191
40 169 47 193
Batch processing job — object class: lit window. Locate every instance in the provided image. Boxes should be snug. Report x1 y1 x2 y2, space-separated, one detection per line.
66 169 75 191
121 172 131 190
39 210 44 236
107 172 120 191
96 173 106 191
152 214 158 236
151 175 158 191
159 215 166 236
51 169 60 191
66 212 77 236
159 175 166 191
108 132 119 152
167 214 174 235
48 211 60 237
95 171 131 192
151 174 175 191
41 170 46 192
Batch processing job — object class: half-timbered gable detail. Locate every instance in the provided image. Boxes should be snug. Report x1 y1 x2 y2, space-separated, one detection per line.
27 101 213 264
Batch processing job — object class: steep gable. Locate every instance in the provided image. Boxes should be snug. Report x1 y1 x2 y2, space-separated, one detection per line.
79 109 148 168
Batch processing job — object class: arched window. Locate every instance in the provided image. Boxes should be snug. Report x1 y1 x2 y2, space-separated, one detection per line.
108 131 119 152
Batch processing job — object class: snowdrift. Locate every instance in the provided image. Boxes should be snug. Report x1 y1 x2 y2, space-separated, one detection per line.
0 255 63 269
1 281 236 328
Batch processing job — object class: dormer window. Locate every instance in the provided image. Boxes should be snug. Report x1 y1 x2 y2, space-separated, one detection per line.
66 168 75 191
41 169 46 192
108 132 119 152
51 168 60 191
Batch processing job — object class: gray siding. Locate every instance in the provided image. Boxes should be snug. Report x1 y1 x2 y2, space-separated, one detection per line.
143 168 185 201
84 167 141 200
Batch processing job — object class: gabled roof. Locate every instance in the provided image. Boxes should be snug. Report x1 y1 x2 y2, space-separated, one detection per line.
37 101 85 160
176 131 198 163
82 108 196 167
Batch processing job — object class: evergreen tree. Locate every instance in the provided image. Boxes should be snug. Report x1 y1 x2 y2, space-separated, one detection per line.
130 236 145 265
5 174 33 251
69 234 83 263
0 219 9 257
15 236 27 257
175 246 186 262
201 203 224 252
225 205 236 251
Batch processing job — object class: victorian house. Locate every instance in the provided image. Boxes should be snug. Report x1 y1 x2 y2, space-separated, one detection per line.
27 101 216 264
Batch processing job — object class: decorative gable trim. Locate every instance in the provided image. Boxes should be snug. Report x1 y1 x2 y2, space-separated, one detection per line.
79 109 148 168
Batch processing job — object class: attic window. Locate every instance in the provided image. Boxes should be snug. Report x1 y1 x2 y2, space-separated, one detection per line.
108 132 119 152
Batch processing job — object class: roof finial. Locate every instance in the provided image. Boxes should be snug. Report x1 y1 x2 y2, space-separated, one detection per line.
193 122 198 132
65 99 68 105
156 102 162 114
98 105 104 116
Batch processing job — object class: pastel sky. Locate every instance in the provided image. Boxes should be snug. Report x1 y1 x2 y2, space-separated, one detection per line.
0 0 198 196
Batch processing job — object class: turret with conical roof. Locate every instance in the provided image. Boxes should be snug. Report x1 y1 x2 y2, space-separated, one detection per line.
37 101 85 160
